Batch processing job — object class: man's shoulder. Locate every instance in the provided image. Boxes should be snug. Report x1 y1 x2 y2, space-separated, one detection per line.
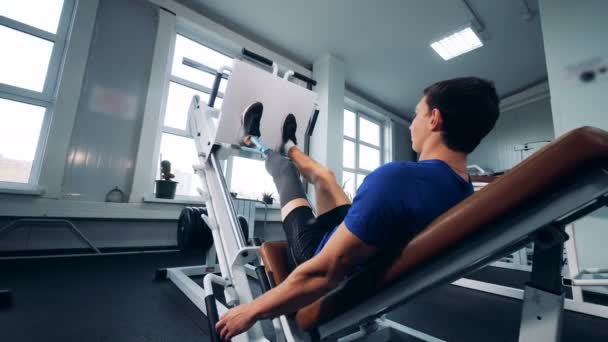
376 161 417 171
362 162 420 189
370 161 420 178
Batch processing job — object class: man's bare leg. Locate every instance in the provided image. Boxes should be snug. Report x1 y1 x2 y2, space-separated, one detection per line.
287 146 351 216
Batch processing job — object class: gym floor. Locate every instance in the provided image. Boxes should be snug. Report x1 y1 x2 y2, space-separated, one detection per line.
1 251 607 342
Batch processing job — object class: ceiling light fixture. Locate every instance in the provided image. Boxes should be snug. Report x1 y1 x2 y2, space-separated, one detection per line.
430 27 483 61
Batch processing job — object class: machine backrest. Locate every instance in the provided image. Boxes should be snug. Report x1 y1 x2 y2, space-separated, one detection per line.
262 126 608 331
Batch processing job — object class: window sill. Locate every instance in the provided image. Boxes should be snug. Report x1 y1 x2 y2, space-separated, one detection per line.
142 196 206 206
255 202 281 210
0 185 44 196
230 198 280 210
141 196 282 221
141 197 281 209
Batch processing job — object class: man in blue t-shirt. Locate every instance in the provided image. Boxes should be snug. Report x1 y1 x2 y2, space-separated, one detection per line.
216 77 500 340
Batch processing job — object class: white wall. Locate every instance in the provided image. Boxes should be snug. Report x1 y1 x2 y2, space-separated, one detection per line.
539 0 608 286
469 96 555 173
62 0 157 202
540 1 608 136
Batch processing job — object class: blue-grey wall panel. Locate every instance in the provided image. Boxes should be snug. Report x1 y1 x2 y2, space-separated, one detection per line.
392 121 415 162
469 97 555 173
62 0 158 201
255 221 285 242
0 218 176 251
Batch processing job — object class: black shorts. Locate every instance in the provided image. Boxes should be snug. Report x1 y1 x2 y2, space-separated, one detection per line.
283 204 351 272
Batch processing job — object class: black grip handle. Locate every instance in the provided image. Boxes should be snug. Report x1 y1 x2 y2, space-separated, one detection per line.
306 109 320 137
255 266 272 293
208 72 223 107
249 237 263 246
293 72 317 87
205 295 222 342
242 48 273 67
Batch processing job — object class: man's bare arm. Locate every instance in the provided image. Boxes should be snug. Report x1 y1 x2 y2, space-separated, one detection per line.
252 222 377 320
215 222 377 341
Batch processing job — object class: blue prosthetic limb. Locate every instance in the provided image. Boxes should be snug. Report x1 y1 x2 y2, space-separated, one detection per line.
250 136 269 154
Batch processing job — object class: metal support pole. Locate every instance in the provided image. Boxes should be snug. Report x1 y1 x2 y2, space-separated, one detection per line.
519 226 567 342
529 226 568 294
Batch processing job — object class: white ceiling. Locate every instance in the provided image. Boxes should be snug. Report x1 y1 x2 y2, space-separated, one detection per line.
177 0 548 120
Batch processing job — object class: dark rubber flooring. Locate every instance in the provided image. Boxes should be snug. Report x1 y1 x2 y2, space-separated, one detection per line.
1 252 607 341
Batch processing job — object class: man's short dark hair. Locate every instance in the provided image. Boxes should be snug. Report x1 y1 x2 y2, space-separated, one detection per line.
423 77 500 154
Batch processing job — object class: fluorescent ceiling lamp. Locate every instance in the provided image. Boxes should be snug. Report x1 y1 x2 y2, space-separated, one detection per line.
431 27 483 61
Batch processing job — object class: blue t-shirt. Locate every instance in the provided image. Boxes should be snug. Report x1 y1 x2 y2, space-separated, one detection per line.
314 159 474 255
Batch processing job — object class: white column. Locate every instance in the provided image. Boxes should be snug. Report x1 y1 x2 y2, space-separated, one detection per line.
311 54 345 180
539 0 608 136
37 0 99 198
129 8 176 202
539 0 608 293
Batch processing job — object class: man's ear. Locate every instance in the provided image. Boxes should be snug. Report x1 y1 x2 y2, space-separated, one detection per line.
429 108 443 131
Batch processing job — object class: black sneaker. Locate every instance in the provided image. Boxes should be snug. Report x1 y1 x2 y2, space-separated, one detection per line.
279 113 297 154
240 102 263 146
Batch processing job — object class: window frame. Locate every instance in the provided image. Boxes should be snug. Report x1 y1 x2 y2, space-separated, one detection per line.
342 108 385 193
151 29 281 202
149 29 233 201
161 32 231 134
0 0 75 189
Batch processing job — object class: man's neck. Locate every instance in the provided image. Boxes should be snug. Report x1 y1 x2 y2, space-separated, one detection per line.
418 145 468 180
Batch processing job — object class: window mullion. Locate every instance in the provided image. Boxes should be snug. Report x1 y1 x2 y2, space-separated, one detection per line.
28 106 53 184
380 120 385 164
162 126 190 138
0 85 51 107
357 110 383 126
355 112 360 170
358 140 381 150
344 106 387 177
42 0 75 97
170 75 224 98
0 16 57 42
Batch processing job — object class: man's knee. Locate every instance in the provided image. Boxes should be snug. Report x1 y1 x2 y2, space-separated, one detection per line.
314 167 337 190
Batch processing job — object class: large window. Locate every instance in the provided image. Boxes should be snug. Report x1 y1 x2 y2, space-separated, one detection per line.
342 109 384 198
229 156 278 201
158 33 278 201
0 0 73 187
157 34 229 197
